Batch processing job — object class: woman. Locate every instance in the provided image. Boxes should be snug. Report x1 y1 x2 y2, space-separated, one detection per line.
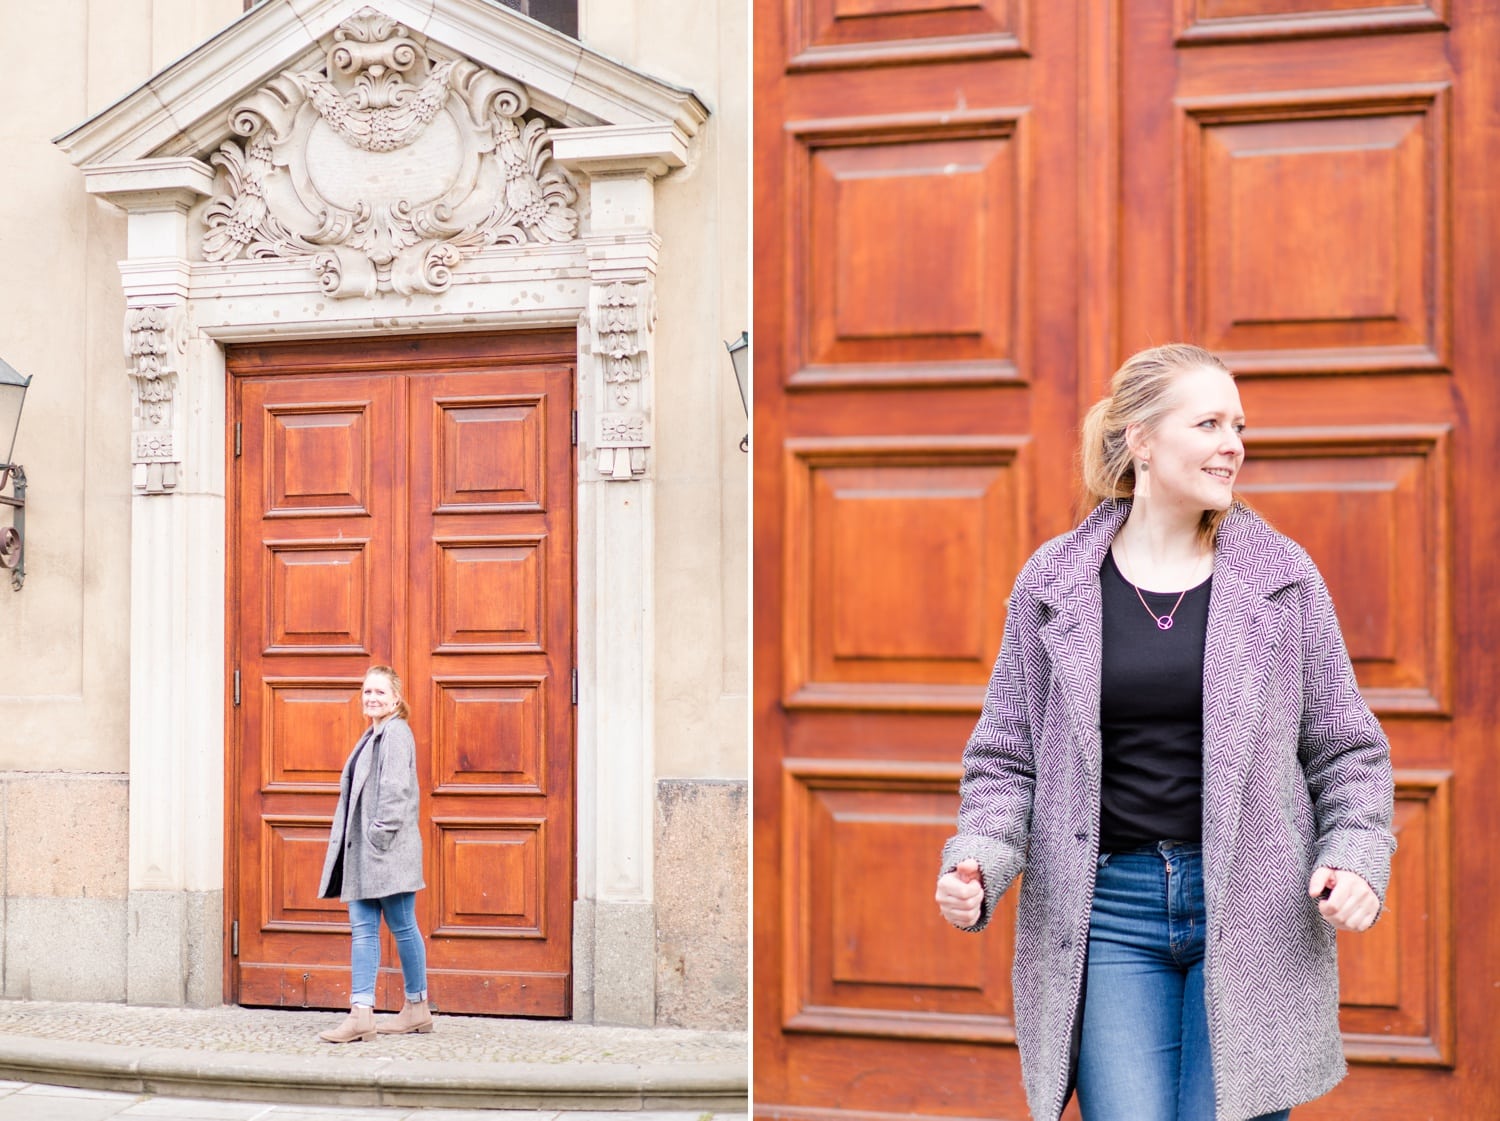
317 664 433 1042
935 344 1394 1121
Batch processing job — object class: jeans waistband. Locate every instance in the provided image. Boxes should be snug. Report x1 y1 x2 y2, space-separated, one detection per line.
1104 840 1202 856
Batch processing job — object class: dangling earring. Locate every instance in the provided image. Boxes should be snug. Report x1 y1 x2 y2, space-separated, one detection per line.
1135 460 1151 499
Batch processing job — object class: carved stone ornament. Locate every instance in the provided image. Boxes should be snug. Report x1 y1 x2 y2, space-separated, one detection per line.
591 281 655 408
599 413 647 444
587 279 655 479
126 305 186 494
202 8 578 297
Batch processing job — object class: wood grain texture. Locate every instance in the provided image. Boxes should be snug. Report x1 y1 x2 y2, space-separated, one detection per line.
787 0 1023 70
1175 0 1447 44
757 0 1499 1116
1238 425 1451 714
228 332 575 1016
1179 85 1450 374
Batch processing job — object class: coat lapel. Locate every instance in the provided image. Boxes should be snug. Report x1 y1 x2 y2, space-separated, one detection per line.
1200 555 1266 896
348 726 380 810
1200 507 1295 904
1035 502 1126 798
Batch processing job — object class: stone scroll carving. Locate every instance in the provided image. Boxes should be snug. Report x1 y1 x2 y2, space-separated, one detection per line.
126 305 186 494
201 9 578 297
588 280 655 479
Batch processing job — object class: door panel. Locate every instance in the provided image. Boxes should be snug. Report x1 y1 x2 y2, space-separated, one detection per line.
229 332 575 1016
756 0 1499 1117
405 371 575 1012
757 2 1080 1118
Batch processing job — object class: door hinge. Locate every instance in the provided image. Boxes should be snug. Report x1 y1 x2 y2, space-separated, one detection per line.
234 422 242 458
571 410 578 446
233 669 241 707
571 668 578 705
231 920 239 958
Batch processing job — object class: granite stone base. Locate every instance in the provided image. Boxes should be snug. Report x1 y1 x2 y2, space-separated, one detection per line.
3 897 127 1002
127 889 223 1007
654 779 747 1030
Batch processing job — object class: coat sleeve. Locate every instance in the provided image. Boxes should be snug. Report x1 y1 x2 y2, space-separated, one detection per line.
368 720 419 853
938 584 1039 932
1297 569 1396 909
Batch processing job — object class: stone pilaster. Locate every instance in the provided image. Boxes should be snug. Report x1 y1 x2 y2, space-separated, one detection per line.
86 162 227 1007
557 125 685 1024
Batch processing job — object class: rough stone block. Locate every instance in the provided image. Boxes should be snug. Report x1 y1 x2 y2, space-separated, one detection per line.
3 774 128 899
127 889 224 1007
3 896 127 1001
572 897 596 1023
591 900 655 1026
184 889 225 1008
654 779 748 1029
128 889 185 1006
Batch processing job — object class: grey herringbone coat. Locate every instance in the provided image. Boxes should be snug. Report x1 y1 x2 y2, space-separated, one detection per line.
318 718 425 902
941 500 1394 1121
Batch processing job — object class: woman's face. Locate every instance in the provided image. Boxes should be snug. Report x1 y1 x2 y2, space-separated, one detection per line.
1131 365 1245 514
361 674 400 722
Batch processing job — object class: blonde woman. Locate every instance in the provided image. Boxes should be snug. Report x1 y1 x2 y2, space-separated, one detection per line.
317 665 432 1042
935 344 1393 1120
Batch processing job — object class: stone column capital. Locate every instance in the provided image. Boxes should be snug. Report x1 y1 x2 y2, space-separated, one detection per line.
82 157 216 212
551 121 691 181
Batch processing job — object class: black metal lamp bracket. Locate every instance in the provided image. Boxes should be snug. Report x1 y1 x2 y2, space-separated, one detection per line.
0 464 26 591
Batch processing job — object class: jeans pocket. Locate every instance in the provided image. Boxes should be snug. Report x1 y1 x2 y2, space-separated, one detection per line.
1096 853 1112 869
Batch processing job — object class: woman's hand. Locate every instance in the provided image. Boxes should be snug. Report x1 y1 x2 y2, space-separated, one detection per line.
1309 867 1379 932
936 859 985 929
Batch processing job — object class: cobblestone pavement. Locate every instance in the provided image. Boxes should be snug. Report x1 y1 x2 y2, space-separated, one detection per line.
0 1081 750 1121
0 1003 743 1066
0 1001 746 1114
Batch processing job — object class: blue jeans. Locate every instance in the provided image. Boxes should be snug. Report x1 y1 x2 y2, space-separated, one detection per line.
1076 843 1290 1121
348 892 427 1007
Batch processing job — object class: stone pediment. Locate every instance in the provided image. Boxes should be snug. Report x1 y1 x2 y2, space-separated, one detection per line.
57 0 707 297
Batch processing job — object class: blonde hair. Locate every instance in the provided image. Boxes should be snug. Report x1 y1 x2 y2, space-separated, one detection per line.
1079 343 1235 545
365 665 410 721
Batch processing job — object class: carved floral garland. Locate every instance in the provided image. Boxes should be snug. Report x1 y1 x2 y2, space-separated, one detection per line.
202 9 577 297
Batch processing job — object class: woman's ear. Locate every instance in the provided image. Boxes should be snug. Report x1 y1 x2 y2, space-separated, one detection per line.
1125 423 1151 498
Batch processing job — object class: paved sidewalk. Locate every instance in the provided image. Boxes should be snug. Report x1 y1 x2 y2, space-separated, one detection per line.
0 1003 745 1113
0 1081 749 1120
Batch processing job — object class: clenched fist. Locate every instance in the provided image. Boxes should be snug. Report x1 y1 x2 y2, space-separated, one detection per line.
936 858 985 928
1309 867 1379 933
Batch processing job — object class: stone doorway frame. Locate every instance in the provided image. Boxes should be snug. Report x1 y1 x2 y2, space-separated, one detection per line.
56 0 707 1023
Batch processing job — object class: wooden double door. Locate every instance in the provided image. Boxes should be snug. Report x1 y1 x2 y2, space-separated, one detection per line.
757 1 1498 1118
228 332 576 1016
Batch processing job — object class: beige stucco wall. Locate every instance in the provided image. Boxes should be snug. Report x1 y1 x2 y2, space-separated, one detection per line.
581 0 750 784
0 0 244 999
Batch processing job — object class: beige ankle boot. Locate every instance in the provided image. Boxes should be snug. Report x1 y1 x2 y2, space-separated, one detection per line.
318 1004 376 1043
377 998 434 1035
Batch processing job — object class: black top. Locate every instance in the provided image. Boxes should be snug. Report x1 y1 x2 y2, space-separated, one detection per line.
1098 551 1211 851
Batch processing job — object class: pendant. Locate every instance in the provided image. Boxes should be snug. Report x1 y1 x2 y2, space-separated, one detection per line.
1156 615 1174 631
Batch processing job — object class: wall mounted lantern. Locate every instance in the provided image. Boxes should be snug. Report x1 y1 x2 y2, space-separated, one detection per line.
0 356 31 591
724 331 749 453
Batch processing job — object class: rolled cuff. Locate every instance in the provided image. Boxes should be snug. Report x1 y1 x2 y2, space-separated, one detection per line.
1315 828 1396 924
